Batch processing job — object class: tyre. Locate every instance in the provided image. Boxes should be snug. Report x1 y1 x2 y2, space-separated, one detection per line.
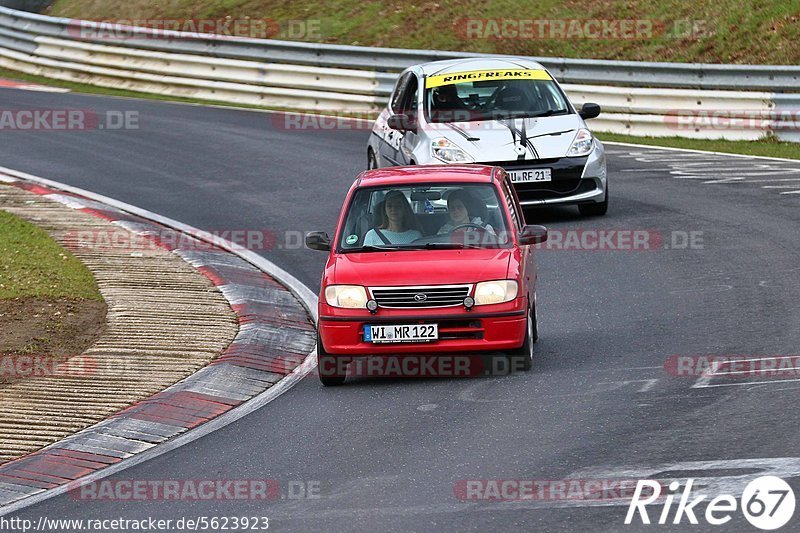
317 333 346 386
367 149 379 170
508 301 537 372
578 183 609 217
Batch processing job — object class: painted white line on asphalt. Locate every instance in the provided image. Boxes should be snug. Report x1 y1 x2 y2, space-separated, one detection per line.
714 368 796 376
258 457 800 519
616 148 800 195
691 356 800 388
693 377 800 388
691 360 723 389
0 164 320 517
604 141 800 164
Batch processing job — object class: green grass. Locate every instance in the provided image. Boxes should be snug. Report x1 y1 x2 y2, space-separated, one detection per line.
46 0 800 65
598 133 800 160
0 210 103 300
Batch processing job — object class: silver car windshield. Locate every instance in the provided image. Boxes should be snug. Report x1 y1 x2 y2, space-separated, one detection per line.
338 184 512 252
424 78 571 123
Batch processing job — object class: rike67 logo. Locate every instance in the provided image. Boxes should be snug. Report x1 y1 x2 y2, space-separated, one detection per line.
625 476 795 530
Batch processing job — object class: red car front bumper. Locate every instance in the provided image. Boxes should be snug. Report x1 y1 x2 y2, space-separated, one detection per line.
318 297 528 356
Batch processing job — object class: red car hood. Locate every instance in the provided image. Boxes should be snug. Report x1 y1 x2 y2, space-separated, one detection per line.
331 248 513 287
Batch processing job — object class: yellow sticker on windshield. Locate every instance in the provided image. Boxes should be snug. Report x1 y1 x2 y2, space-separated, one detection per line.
425 69 552 88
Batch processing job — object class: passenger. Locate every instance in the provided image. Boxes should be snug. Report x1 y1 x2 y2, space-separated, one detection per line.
438 189 495 235
363 190 423 246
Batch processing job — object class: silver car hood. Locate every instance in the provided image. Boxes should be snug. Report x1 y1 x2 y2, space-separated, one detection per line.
431 114 583 161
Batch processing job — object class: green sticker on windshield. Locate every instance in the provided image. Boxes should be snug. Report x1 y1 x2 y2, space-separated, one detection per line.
346 235 358 245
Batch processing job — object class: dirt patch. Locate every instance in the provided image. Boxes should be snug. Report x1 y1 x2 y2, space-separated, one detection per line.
0 297 106 385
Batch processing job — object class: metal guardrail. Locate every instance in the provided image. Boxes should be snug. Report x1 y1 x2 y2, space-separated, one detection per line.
0 3 798 141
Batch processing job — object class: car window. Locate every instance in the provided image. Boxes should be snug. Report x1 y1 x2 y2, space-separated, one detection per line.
390 72 412 114
338 183 512 251
399 75 418 115
501 179 522 231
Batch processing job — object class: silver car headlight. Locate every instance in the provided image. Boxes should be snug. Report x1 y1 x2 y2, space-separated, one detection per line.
474 280 519 306
566 128 594 157
431 137 474 163
325 285 368 308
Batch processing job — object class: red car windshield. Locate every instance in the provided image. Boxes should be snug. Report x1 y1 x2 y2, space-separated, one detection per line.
338 183 512 251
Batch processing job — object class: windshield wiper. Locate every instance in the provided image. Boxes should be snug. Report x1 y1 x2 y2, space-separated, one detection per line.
424 242 485 250
357 244 408 251
494 109 565 120
356 243 490 251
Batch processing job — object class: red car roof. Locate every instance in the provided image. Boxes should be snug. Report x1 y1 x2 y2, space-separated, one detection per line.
356 165 499 187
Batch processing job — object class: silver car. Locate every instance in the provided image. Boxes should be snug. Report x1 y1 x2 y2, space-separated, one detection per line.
367 57 608 216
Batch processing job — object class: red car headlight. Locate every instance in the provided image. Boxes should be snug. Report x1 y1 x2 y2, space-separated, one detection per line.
324 285 368 309
474 280 518 305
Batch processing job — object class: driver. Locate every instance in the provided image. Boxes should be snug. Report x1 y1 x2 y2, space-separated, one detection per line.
437 189 495 235
363 190 423 246
432 84 470 122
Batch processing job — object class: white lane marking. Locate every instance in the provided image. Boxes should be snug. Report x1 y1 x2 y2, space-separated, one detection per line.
0 165 319 517
669 285 733 295
265 457 800 520
605 140 800 164
626 379 659 392
695 377 800 389
748 178 800 183
614 147 800 196
417 404 438 412
578 365 663 372
570 457 800 505
702 356 800 378
457 373 662 403
693 356 800 389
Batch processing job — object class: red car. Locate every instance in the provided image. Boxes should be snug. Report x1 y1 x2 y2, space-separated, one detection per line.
305 165 548 386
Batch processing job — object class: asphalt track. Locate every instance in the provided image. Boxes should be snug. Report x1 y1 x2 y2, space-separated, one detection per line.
2 88 800 532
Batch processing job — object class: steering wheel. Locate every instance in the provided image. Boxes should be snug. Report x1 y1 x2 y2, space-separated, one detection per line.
450 223 487 233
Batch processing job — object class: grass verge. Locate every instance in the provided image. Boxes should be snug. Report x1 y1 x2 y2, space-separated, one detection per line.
47 0 800 65
598 133 800 160
0 209 102 300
